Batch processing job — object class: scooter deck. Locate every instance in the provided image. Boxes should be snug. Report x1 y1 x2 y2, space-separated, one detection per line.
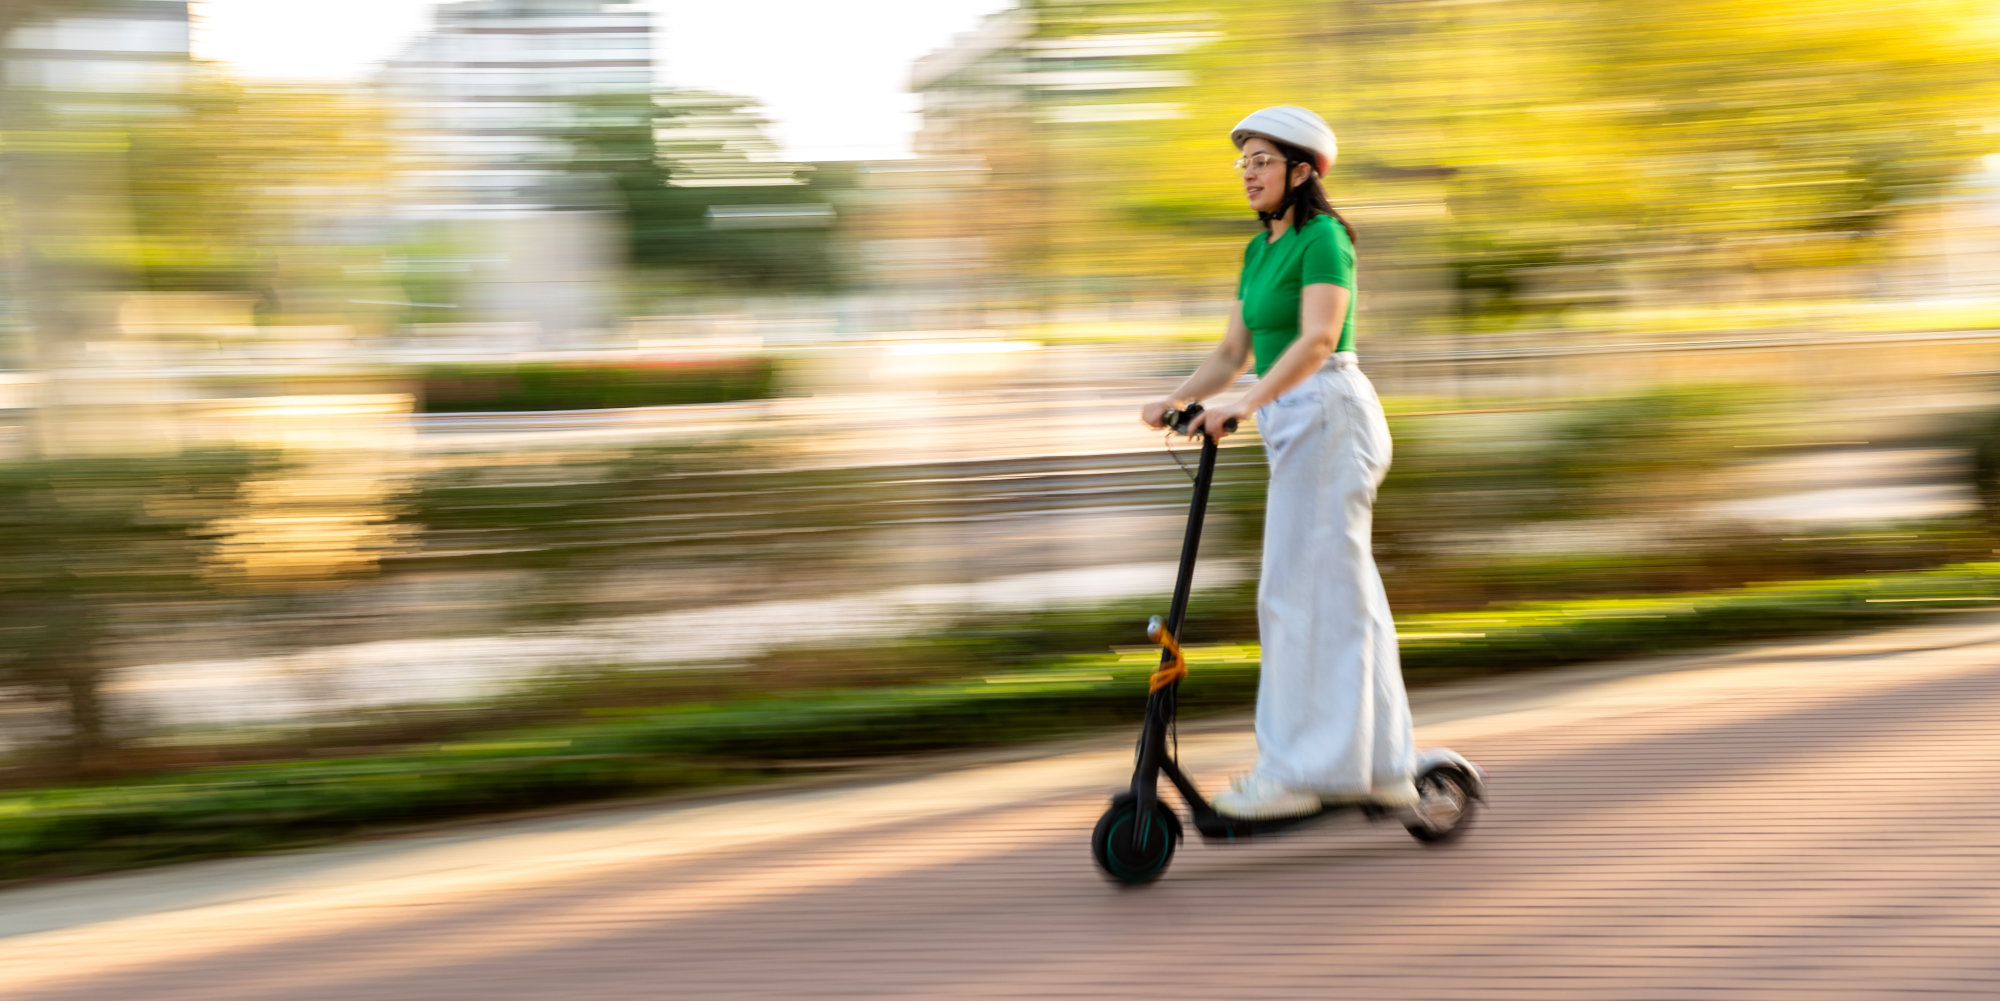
1188 800 1387 842
1155 756 1390 842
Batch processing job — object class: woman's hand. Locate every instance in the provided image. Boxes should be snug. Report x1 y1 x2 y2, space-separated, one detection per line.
1193 400 1253 441
1140 398 1180 430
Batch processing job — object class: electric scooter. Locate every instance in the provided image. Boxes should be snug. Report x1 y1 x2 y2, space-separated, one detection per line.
1090 403 1486 885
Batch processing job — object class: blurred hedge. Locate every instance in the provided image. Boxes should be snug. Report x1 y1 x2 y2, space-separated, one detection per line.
5 560 2000 884
417 358 776 412
1971 407 2000 530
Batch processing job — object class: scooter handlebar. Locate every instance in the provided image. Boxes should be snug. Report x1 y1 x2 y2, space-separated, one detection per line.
1161 403 1238 438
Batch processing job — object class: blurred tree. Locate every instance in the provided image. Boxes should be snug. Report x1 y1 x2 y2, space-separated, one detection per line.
1362 0 2000 301
1001 0 2000 319
3 43 397 443
0 451 259 771
558 89 846 291
118 77 393 316
2 90 397 485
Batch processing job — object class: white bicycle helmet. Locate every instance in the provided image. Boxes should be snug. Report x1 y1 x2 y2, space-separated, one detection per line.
1230 105 1337 176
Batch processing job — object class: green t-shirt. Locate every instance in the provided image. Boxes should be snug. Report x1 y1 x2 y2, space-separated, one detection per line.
1237 214 1356 376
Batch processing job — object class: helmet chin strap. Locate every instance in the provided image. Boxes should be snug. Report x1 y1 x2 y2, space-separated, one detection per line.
1259 160 1304 226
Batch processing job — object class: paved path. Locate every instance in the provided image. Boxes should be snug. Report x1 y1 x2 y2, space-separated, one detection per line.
10 615 2000 999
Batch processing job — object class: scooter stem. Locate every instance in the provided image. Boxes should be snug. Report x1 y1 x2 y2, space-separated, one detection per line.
1131 425 1222 848
1163 430 1220 641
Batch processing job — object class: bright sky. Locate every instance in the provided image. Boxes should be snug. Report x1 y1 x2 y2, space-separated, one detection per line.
191 0 1012 161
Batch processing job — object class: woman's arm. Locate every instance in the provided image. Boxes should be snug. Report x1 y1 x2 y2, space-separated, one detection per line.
1193 282 1349 439
1141 302 1255 429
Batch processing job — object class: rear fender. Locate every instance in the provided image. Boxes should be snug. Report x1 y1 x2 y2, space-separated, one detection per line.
1415 748 1487 801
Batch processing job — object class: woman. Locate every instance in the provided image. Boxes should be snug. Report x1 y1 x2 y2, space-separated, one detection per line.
1141 105 1416 820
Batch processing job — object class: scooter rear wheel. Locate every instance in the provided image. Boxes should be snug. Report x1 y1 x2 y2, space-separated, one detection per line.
1091 794 1181 884
1403 766 1475 844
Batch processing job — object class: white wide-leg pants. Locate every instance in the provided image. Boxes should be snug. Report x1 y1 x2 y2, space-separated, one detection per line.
1251 353 1415 795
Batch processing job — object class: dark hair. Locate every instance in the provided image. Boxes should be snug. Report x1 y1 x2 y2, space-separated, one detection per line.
1257 137 1356 245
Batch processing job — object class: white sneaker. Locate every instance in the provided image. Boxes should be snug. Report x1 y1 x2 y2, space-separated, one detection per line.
1313 788 1375 807
1370 778 1420 809
1313 779 1419 809
1212 772 1321 819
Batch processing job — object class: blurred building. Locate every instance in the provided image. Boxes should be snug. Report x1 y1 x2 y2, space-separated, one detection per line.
910 8 1209 148
890 6 1217 302
380 0 655 345
907 9 1034 162
1 0 191 103
381 0 653 214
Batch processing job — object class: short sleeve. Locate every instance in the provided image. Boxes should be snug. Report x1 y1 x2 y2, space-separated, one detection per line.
1236 234 1259 299
1299 220 1355 290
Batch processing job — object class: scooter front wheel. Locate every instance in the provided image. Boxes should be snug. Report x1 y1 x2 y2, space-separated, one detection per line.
1091 794 1181 884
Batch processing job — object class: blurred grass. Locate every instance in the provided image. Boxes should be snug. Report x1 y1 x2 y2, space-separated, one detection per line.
6 560 2000 884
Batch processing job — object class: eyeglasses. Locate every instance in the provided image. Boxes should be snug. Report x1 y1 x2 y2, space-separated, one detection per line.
1233 153 1282 175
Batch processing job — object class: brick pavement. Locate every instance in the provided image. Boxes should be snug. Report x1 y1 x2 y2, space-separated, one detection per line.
7 616 2000 999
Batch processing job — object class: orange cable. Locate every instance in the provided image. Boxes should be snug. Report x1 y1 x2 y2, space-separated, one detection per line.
1148 622 1186 692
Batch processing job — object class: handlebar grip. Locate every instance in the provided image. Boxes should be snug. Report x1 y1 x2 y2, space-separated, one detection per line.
1161 404 1238 437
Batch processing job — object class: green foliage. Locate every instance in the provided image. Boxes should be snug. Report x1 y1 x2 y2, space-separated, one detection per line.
416 358 777 413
